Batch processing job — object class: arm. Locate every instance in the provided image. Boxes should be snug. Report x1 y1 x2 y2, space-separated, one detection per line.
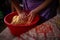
31 0 52 14
27 0 52 24
11 2 15 12
11 0 22 14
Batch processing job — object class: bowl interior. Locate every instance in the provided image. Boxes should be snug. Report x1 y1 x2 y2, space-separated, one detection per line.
4 11 39 27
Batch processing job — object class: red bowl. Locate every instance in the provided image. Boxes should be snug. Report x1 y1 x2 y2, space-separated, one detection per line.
4 11 39 37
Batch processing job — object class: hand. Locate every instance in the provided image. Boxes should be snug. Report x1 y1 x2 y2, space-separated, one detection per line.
19 12 27 20
26 10 37 24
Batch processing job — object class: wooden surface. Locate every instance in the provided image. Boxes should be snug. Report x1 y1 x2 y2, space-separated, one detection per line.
0 14 60 40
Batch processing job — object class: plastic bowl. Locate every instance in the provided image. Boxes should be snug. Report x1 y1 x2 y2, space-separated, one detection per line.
4 11 39 37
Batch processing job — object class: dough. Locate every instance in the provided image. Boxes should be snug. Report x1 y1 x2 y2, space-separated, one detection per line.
11 13 28 24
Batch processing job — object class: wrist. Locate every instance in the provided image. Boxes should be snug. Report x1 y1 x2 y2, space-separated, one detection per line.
32 8 40 14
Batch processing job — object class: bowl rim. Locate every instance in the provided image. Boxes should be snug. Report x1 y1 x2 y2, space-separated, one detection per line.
4 12 39 27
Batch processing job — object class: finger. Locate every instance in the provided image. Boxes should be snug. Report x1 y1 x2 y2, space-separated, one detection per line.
27 14 30 17
26 16 33 24
28 16 33 22
27 11 32 17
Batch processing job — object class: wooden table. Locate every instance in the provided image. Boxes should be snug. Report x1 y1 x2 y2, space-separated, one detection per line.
0 14 60 40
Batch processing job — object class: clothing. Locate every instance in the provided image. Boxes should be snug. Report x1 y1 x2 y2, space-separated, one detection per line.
23 0 58 19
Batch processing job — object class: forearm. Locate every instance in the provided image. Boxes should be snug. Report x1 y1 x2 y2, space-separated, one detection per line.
11 2 15 12
33 0 52 14
11 0 22 13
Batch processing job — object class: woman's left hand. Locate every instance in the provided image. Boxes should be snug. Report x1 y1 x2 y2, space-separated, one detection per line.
27 10 37 24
